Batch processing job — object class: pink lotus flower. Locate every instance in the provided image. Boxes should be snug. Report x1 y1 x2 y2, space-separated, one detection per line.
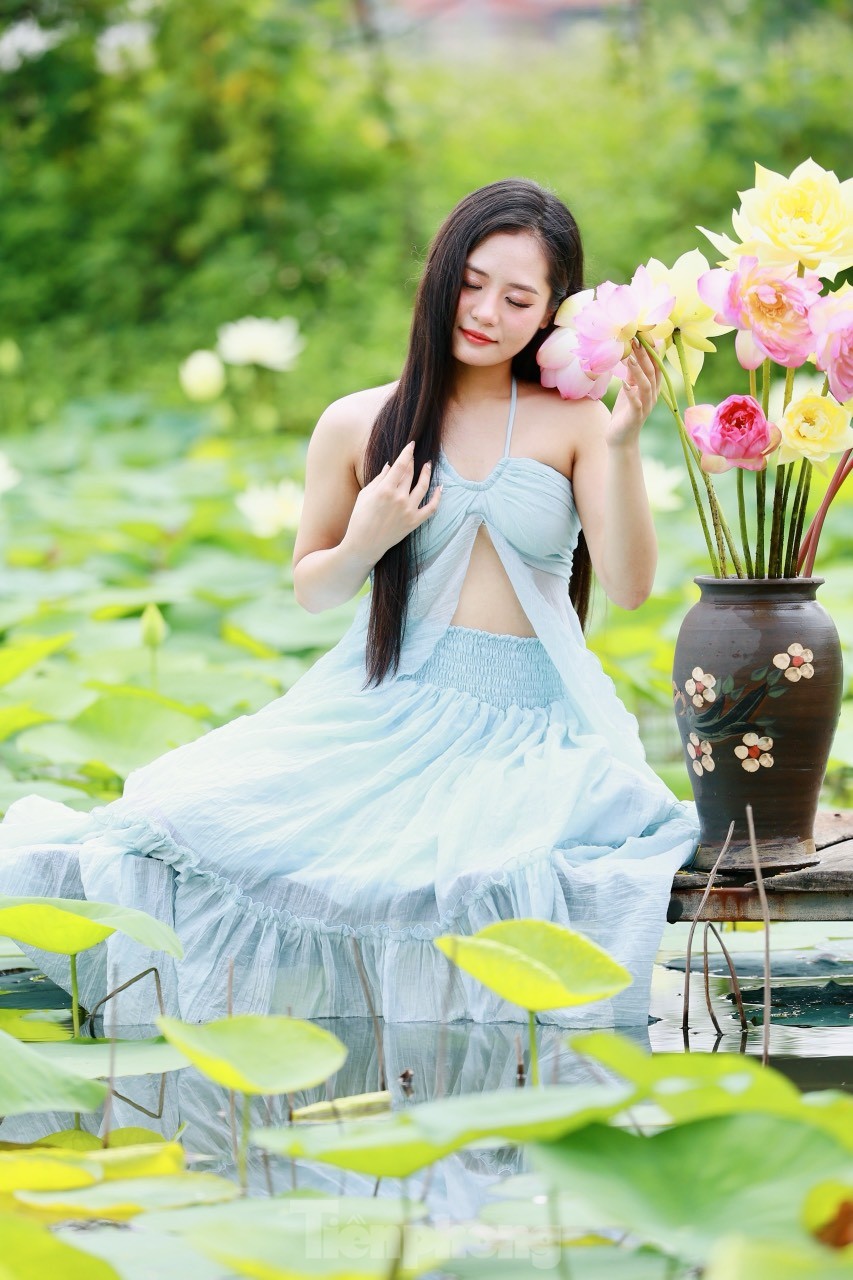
808 284 853 403
537 325 613 400
574 265 674 377
685 394 781 474
697 255 823 370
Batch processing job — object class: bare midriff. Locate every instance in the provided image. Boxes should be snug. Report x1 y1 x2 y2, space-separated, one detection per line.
355 435 537 639
447 523 536 637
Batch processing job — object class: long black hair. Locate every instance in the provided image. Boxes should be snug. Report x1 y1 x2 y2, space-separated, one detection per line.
361 177 591 689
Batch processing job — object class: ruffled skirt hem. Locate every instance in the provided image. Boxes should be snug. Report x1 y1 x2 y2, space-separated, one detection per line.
0 794 697 1028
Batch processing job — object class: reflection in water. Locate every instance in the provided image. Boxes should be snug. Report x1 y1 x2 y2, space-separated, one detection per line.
0 1016 652 1213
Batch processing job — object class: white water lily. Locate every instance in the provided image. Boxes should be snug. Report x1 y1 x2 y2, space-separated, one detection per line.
95 21 155 75
235 479 304 537
641 455 684 511
217 317 305 372
0 18 69 72
179 350 226 402
0 452 22 494
643 249 733 384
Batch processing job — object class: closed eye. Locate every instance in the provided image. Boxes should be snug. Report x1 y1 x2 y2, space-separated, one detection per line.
462 283 532 309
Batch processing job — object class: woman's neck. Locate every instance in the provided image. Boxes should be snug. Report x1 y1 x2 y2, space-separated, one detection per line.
449 359 514 409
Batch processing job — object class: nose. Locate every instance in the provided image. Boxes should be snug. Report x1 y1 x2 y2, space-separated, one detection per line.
470 290 499 325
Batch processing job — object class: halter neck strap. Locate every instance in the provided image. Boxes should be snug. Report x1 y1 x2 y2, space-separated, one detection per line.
502 377 518 457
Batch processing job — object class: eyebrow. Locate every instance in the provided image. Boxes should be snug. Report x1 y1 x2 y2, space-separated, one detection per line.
465 263 540 296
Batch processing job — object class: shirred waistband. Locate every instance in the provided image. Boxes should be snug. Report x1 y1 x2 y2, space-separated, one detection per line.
399 624 565 710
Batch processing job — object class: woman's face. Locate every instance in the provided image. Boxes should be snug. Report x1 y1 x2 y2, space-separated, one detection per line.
452 230 554 367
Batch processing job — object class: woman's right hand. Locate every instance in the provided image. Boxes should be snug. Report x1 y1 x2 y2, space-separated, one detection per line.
344 440 441 563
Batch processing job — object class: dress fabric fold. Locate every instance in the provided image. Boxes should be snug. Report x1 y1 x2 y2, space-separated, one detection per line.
0 400 699 1027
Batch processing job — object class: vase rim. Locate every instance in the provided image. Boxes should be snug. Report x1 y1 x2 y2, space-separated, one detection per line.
693 575 825 587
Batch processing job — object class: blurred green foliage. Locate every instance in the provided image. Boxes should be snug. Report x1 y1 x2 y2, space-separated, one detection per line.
2 2 853 423
0 1 851 805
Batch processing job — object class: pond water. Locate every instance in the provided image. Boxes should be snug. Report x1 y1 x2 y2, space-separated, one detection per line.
2 919 852 1225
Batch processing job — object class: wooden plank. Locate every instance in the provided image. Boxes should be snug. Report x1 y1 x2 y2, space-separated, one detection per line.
668 810 853 922
744 840 853 892
814 810 853 850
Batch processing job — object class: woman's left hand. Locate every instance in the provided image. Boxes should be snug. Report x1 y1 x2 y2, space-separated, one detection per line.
606 336 663 448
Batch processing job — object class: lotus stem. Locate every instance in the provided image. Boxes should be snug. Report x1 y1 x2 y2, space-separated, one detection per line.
800 447 853 576
670 333 745 576
745 805 772 1068
528 1009 540 1087
638 335 721 576
742 366 758 576
736 469 754 578
767 462 789 578
784 459 811 578
768 365 798 575
760 358 771 417
69 954 81 1038
672 332 695 408
239 1092 251 1193
754 360 773 575
754 469 767 577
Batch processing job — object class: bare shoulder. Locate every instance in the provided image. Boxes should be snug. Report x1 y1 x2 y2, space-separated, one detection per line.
314 381 399 488
516 379 611 476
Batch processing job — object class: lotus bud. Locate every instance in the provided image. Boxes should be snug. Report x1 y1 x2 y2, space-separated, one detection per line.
141 603 167 649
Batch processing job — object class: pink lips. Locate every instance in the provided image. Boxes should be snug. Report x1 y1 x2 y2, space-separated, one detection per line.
461 328 497 345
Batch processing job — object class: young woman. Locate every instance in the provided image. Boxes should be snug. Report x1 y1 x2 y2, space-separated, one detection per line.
0 179 699 1029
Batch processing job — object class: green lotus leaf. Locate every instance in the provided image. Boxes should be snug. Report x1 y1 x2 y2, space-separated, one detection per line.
14 1172 240 1223
0 1151 102 1193
0 1009 70 1042
0 1212 120 1279
703 1235 853 1280
137 1193 430 1237
30 1036 189 1079
34 1129 103 1153
0 634 75 689
190 1219 448 1280
52 1224 225 1280
0 705 54 743
0 896 183 958
156 1014 347 1094
253 1082 634 1178
97 1127 170 1148
572 1030 853 1146
438 1244 675 1278
35 1126 169 1151
0 1030 107 1116
16 689 208 775
251 1111 452 1179
529 1114 853 1266
435 919 632 1011
411 1081 635 1147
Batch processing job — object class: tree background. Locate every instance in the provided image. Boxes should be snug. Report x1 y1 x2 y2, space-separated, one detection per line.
0 0 851 808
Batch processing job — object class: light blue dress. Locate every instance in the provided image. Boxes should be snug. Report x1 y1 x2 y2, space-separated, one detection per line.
0 380 699 1027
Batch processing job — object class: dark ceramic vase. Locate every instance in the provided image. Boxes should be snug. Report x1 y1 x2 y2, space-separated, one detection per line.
672 577 843 872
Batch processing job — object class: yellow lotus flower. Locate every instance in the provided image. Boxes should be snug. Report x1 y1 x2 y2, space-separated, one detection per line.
698 158 853 279
778 391 853 465
643 250 734 384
